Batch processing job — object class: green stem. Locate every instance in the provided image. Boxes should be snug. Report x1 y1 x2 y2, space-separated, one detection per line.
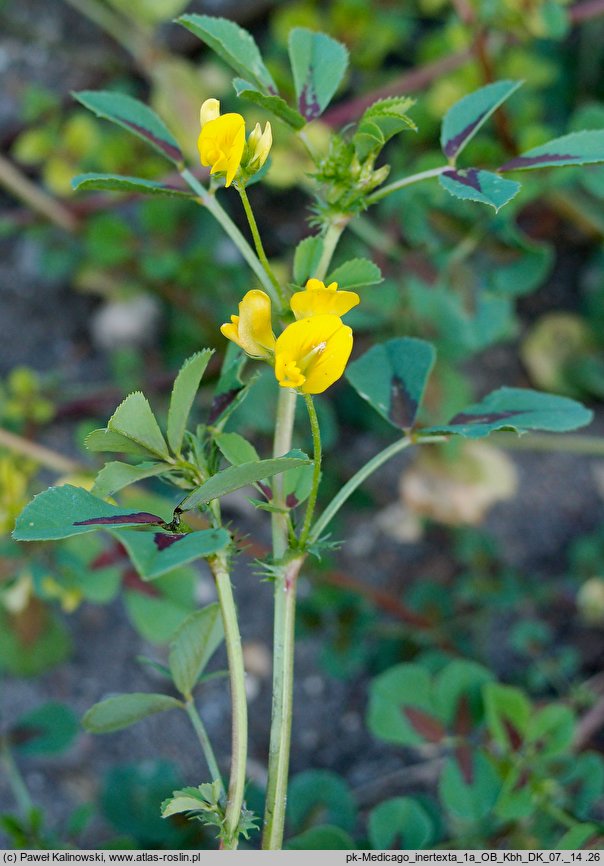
310 434 446 543
184 700 224 796
261 554 304 850
299 394 321 548
180 169 280 307
315 216 350 280
1 740 33 818
366 165 448 206
270 387 298 556
208 551 247 849
237 183 286 309
496 432 604 456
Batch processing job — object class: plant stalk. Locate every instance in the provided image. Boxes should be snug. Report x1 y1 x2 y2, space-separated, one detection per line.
184 700 224 797
366 165 448 206
208 551 247 849
299 394 321 548
310 434 446 543
262 217 345 849
1 740 33 818
237 183 286 309
0 154 78 233
180 168 281 307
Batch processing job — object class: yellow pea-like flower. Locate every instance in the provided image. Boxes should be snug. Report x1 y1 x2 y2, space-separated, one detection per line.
198 98 245 188
290 278 360 320
274 314 353 394
220 290 276 359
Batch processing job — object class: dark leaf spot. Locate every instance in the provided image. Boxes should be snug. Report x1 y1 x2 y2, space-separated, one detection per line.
153 532 187 551
389 375 418 429
454 743 474 785
208 387 243 425
499 152 576 171
403 706 446 743
448 409 522 426
503 718 524 751
9 724 44 747
285 493 298 509
443 168 482 192
120 119 182 163
299 79 321 121
90 541 127 569
443 111 491 158
123 568 159 597
74 511 164 527
258 482 272 502
453 694 473 737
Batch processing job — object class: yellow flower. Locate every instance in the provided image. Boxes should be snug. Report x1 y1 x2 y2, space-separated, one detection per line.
290 278 360 320
220 290 276 359
198 99 245 188
274 314 353 394
245 121 272 174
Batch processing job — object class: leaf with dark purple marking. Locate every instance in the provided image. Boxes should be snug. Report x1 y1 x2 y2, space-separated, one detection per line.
111 527 230 580
439 168 520 211
421 386 592 439
12 485 172 541
72 174 194 198
499 130 604 171
346 338 436 430
402 707 446 743
288 28 348 121
178 15 277 95
368 797 435 850
439 751 501 820
74 91 183 165
441 80 522 160
454 744 474 785
74 512 164 527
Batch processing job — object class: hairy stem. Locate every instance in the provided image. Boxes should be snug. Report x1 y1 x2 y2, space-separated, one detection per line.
184 700 224 796
237 183 286 309
208 551 247 849
1 740 33 818
180 169 281 307
366 165 448 206
299 394 321 548
310 434 446 543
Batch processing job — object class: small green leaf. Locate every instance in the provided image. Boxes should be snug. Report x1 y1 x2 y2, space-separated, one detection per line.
293 235 324 285
113 528 230 580
13 485 167 541
288 770 356 833
286 826 356 850
12 703 79 756
526 703 575 758
177 15 277 94
346 337 436 430
82 693 182 734
167 350 213 455
233 79 305 130
125 591 194 645
439 750 501 820
169 604 224 698
108 391 169 459
484 682 531 751
288 28 348 121
440 169 520 211
353 98 416 161
74 91 182 165
214 431 259 466
368 797 434 850
326 258 383 289
367 663 437 746
178 454 310 512
92 461 171 498
500 130 604 171
85 428 151 457
421 387 593 439
441 80 523 160
72 173 194 198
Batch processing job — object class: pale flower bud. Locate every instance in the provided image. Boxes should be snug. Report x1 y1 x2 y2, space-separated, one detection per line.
245 121 272 173
199 98 221 129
